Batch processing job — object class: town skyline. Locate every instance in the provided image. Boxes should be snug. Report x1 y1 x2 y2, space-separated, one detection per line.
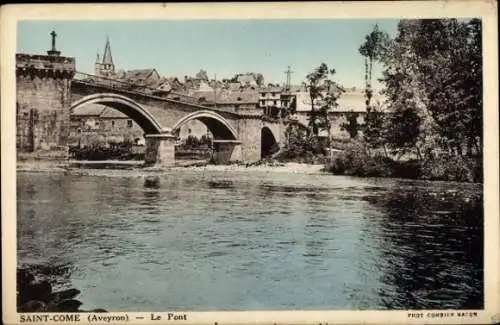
17 19 399 89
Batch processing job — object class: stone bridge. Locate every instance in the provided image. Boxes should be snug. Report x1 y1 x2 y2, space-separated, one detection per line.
16 53 285 166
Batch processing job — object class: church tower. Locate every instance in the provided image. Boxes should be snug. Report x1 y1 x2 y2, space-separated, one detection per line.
95 37 115 78
94 53 101 76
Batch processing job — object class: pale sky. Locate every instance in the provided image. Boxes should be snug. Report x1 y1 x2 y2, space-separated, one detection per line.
17 20 399 88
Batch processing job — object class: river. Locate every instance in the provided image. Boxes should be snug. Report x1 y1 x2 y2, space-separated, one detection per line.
16 169 483 311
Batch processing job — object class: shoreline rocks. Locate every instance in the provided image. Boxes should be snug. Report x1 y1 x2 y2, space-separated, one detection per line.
17 268 107 313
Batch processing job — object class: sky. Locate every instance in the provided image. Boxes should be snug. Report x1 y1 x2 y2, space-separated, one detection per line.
17 19 399 89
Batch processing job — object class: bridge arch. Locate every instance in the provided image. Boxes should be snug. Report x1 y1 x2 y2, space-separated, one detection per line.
172 110 238 140
70 93 164 134
261 126 279 158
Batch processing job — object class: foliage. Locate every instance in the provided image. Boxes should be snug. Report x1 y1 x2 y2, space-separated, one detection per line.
332 18 483 182
277 123 328 163
304 63 344 137
340 111 361 139
358 24 391 151
380 18 482 158
363 102 388 151
195 69 209 81
180 135 212 149
386 104 422 158
326 141 393 177
69 142 144 161
325 140 482 182
255 73 265 87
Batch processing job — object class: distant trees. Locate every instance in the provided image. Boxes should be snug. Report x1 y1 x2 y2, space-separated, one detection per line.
195 69 209 81
255 73 265 87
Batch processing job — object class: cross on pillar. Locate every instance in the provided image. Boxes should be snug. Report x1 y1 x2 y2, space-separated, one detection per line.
47 30 61 56
50 30 57 51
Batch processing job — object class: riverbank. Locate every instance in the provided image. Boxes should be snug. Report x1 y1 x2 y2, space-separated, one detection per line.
16 160 327 175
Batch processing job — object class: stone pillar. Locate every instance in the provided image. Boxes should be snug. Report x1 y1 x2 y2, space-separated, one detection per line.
238 118 262 163
144 133 177 167
212 141 241 165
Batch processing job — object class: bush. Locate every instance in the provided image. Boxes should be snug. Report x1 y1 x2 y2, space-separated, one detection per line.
326 141 392 177
325 142 482 183
420 153 482 182
277 136 329 163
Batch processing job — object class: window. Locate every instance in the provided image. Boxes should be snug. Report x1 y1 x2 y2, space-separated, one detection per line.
273 100 277 105
111 120 115 127
127 120 133 128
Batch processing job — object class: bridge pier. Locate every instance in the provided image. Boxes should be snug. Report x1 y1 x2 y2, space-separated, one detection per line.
144 133 177 167
212 140 242 165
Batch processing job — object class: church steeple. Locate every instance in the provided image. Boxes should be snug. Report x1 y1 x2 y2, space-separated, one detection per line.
102 36 113 66
96 36 115 78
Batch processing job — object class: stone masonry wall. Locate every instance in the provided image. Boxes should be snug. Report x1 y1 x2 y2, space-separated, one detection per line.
17 74 72 153
16 54 75 156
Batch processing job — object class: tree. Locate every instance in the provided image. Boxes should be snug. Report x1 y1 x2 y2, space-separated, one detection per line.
380 19 483 158
196 69 208 81
359 24 391 108
255 73 265 87
341 111 360 139
358 24 391 152
386 104 422 159
304 63 344 138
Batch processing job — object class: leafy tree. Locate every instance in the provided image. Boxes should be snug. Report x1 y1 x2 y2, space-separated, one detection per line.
195 69 209 81
358 24 391 151
362 102 387 154
304 63 344 138
255 73 265 87
386 104 422 159
380 18 482 158
359 24 391 108
341 111 360 139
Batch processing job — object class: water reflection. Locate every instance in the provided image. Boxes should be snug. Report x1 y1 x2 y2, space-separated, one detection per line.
360 181 483 309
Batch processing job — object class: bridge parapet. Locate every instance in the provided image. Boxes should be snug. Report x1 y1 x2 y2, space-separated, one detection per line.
16 53 75 77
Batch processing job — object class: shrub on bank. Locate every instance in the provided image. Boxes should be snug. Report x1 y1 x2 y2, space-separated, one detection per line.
327 149 393 178
420 153 482 183
69 143 144 161
326 142 482 183
276 136 329 164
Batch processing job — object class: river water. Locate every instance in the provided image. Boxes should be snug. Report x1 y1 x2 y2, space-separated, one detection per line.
17 170 483 311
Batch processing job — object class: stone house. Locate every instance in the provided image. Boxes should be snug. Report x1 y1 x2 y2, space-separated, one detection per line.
194 89 260 114
290 88 387 139
69 104 144 147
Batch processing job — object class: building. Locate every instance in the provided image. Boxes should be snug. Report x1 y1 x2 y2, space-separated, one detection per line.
193 89 260 113
259 85 387 139
69 104 144 147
